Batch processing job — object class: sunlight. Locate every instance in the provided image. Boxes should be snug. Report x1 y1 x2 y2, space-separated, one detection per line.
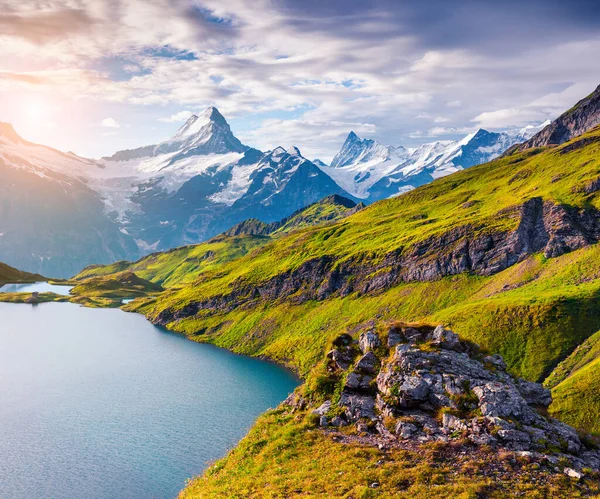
24 99 47 124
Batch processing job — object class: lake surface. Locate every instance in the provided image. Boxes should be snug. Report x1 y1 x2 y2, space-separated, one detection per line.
0 282 73 295
0 302 298 499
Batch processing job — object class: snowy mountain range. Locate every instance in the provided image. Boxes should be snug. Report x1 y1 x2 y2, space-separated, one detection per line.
0 108 546 276
319 122 550 200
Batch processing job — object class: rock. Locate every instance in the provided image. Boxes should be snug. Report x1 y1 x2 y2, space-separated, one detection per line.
330 416 347 427
327 348 352 370
319 415 328 427
469 434 496 445
483 354 507 371
355 351 379 374
402 327 423 343
313 400 331 416
564 467 584 480
395 376 430 407
283 391 307 410
345 372 374 391
442 413 468 432
339 392 376 421
472 382 533 421
497 429 531 445
312 323 599 469
359 331 381 353
515 379 552 407
430 325 462 351
395 421 418 439
376 421 394 439
387 329 404 347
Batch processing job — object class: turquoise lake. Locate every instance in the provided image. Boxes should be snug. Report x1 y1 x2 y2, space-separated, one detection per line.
0 282 73 295
0 301 298 499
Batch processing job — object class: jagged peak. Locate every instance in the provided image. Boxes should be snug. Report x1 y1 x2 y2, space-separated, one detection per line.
286 146 302 157
171 106 227 140
271 146 287 157
346 130 360 142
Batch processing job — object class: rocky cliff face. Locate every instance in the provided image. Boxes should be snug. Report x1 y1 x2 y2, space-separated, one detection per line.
291 325 600 472
153 195 600 324
512 85 600 152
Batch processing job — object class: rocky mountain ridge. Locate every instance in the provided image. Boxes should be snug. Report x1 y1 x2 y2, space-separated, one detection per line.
153 187 600 325
510 85 600 152
321 123 547 201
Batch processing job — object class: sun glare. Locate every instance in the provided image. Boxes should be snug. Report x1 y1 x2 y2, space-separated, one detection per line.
25 100 47 123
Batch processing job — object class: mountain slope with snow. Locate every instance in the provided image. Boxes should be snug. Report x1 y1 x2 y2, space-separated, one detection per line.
0 110 355 275
0 106 548 277
320 122 549 201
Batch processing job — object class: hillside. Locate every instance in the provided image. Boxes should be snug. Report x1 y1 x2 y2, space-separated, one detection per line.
68 109 600 497
96 126 599 379
0 261 44 286
546 330 600 435
73 195 362 291
510 84 600 152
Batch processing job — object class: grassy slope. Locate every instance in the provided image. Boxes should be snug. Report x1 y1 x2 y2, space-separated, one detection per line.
75 196 360 290
0 261 44 285
70 130 600 497
111 128 600 382
180 409 599 499
546 330 600 435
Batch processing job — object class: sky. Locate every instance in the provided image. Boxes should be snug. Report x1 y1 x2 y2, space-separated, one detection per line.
1 0 600 161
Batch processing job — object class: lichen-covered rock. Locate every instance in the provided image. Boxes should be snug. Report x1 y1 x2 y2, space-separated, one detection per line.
355 351 379 374
359 331 381 353
339 392 376 421
314 323 600 471
515 379 553 406
429 325 462 351
313 400 331 416
327 348 353 370
387 328 404 347
442 413 467 432
395 421 418 439
345 372 373 391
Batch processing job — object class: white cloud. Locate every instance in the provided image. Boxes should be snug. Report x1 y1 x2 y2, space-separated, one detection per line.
159 111 193 123
101 117 120 128
0 0 599 157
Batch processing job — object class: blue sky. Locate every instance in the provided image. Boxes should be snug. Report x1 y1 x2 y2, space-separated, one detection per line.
1 0 599 161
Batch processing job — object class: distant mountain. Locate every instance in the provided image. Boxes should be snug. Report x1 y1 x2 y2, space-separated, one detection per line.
320 124 547 201
0 123 139 277
223 194 363 237
0 110 354 276
509 84 600 153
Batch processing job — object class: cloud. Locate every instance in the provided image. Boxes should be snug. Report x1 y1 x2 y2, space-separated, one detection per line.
0 8 93 45
0 0 599 158
159 111 194 123
101 117 120 128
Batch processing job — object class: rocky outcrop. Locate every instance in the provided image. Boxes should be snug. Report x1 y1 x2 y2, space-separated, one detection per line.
510 84 600 153
304 325 600 472
153 197 600 326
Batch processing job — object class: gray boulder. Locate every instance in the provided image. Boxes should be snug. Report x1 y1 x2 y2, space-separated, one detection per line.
359 331 381 353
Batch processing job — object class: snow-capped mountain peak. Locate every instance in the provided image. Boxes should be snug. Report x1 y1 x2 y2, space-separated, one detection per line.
331 131 403 169
171 107 228 140
320 123 549 201
286 146 302 157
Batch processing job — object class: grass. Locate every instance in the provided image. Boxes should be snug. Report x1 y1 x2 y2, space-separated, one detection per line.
0 261 45 286
62 128 600 496
180 409 600 499
547 330 600 435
